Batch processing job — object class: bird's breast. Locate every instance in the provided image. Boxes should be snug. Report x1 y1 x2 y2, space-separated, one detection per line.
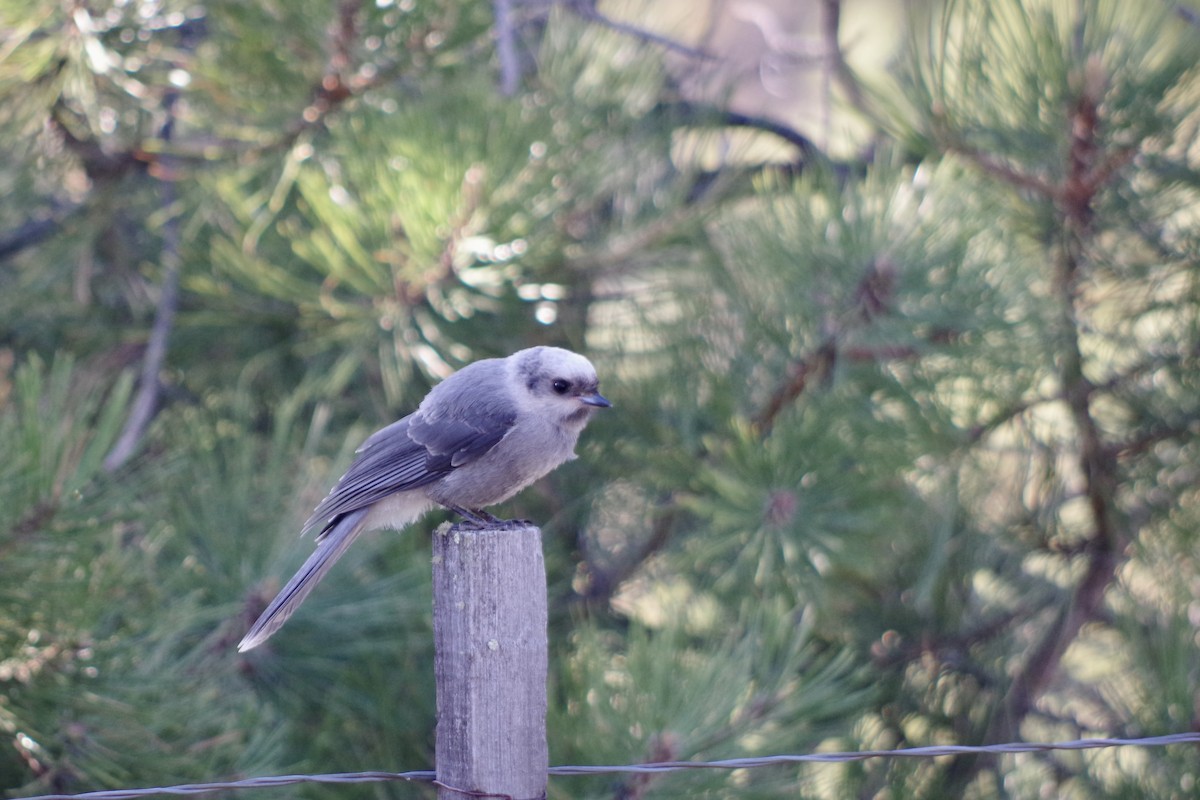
425 417 579 509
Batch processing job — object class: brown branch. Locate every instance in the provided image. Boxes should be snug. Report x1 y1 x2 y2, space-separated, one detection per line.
328 0 359 75
966 396 1046 444
1083 146 1136 195
108 28 391 172
0 501 60 559
944 61 1134 224
0 202 83 262
751 256 902 434
964 58 1127 782
103 92 184 473
935 51 1142 794
1108 422 1195 459
286 1 364 139
944 140 1059 199
997 545 1118 720
612 733 678 800
49 102 148 183
751 341 836 434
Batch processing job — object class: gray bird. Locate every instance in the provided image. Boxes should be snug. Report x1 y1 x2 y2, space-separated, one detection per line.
238 346 610 652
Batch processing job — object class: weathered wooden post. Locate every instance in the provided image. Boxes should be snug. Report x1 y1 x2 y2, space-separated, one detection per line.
432 522 548 800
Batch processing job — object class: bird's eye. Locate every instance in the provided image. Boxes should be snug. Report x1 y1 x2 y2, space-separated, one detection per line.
551 379 571 395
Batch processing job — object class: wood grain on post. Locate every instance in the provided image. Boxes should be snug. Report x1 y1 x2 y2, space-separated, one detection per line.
433 522 548 800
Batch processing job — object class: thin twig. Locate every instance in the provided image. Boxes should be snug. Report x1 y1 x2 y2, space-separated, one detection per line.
494 0 521 95
751 341 836 434
708 107 819 159
944 141 1058 198
0 202 83 262
751 257 899 433
103 92 183 473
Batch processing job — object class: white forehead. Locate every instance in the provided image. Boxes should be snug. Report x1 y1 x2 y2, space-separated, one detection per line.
541 347 596 376
512 346 597 380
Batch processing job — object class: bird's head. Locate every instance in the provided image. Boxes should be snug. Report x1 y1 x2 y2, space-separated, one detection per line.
511 346 611 428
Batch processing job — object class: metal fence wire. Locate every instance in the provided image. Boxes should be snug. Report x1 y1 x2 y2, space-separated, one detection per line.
15 732 1200 800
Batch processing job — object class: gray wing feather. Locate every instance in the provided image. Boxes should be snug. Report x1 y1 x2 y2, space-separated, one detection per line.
301 415 430 535
303 362 517 535
238 507 370 652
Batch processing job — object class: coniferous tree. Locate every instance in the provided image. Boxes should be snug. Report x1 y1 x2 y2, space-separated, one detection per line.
2 1 1199 799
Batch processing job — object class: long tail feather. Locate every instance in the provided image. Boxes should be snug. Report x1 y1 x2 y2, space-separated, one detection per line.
238 508 370 652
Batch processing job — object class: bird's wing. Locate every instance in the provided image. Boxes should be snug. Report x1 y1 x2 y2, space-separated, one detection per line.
406 398 514 470
302 387 516 535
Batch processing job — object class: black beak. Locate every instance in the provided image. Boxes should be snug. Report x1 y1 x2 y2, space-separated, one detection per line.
580 392 611 408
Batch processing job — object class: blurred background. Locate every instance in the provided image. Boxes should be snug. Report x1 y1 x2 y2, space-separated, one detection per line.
2 0 1199 797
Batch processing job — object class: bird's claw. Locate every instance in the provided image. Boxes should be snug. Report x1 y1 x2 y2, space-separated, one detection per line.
445 504 503 527
444 504 534 530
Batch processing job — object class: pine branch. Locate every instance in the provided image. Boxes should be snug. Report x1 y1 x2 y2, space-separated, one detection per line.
0 202 82 262
2 501 59 559
1109 422 1196 459
959 57 1130 786
49 102 148 183
942 138 1058 199
328 0 360 76
1010 61 1125 721
966 396 1049 444
751 339 837 434
752 256 908 433
103 93 184 473
939 60 1135 221
611 733 678 800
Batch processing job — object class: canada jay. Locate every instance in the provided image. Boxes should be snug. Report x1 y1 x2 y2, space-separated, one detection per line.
237 346 610 652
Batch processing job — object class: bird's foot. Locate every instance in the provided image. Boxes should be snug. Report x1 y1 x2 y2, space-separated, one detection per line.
491 518 533 530
444 504 502 528
443 505 533 530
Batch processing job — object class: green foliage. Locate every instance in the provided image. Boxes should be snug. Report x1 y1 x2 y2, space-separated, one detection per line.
0 356 129 528
3 0 1200 798
0 357 281 794
550 607 872 799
